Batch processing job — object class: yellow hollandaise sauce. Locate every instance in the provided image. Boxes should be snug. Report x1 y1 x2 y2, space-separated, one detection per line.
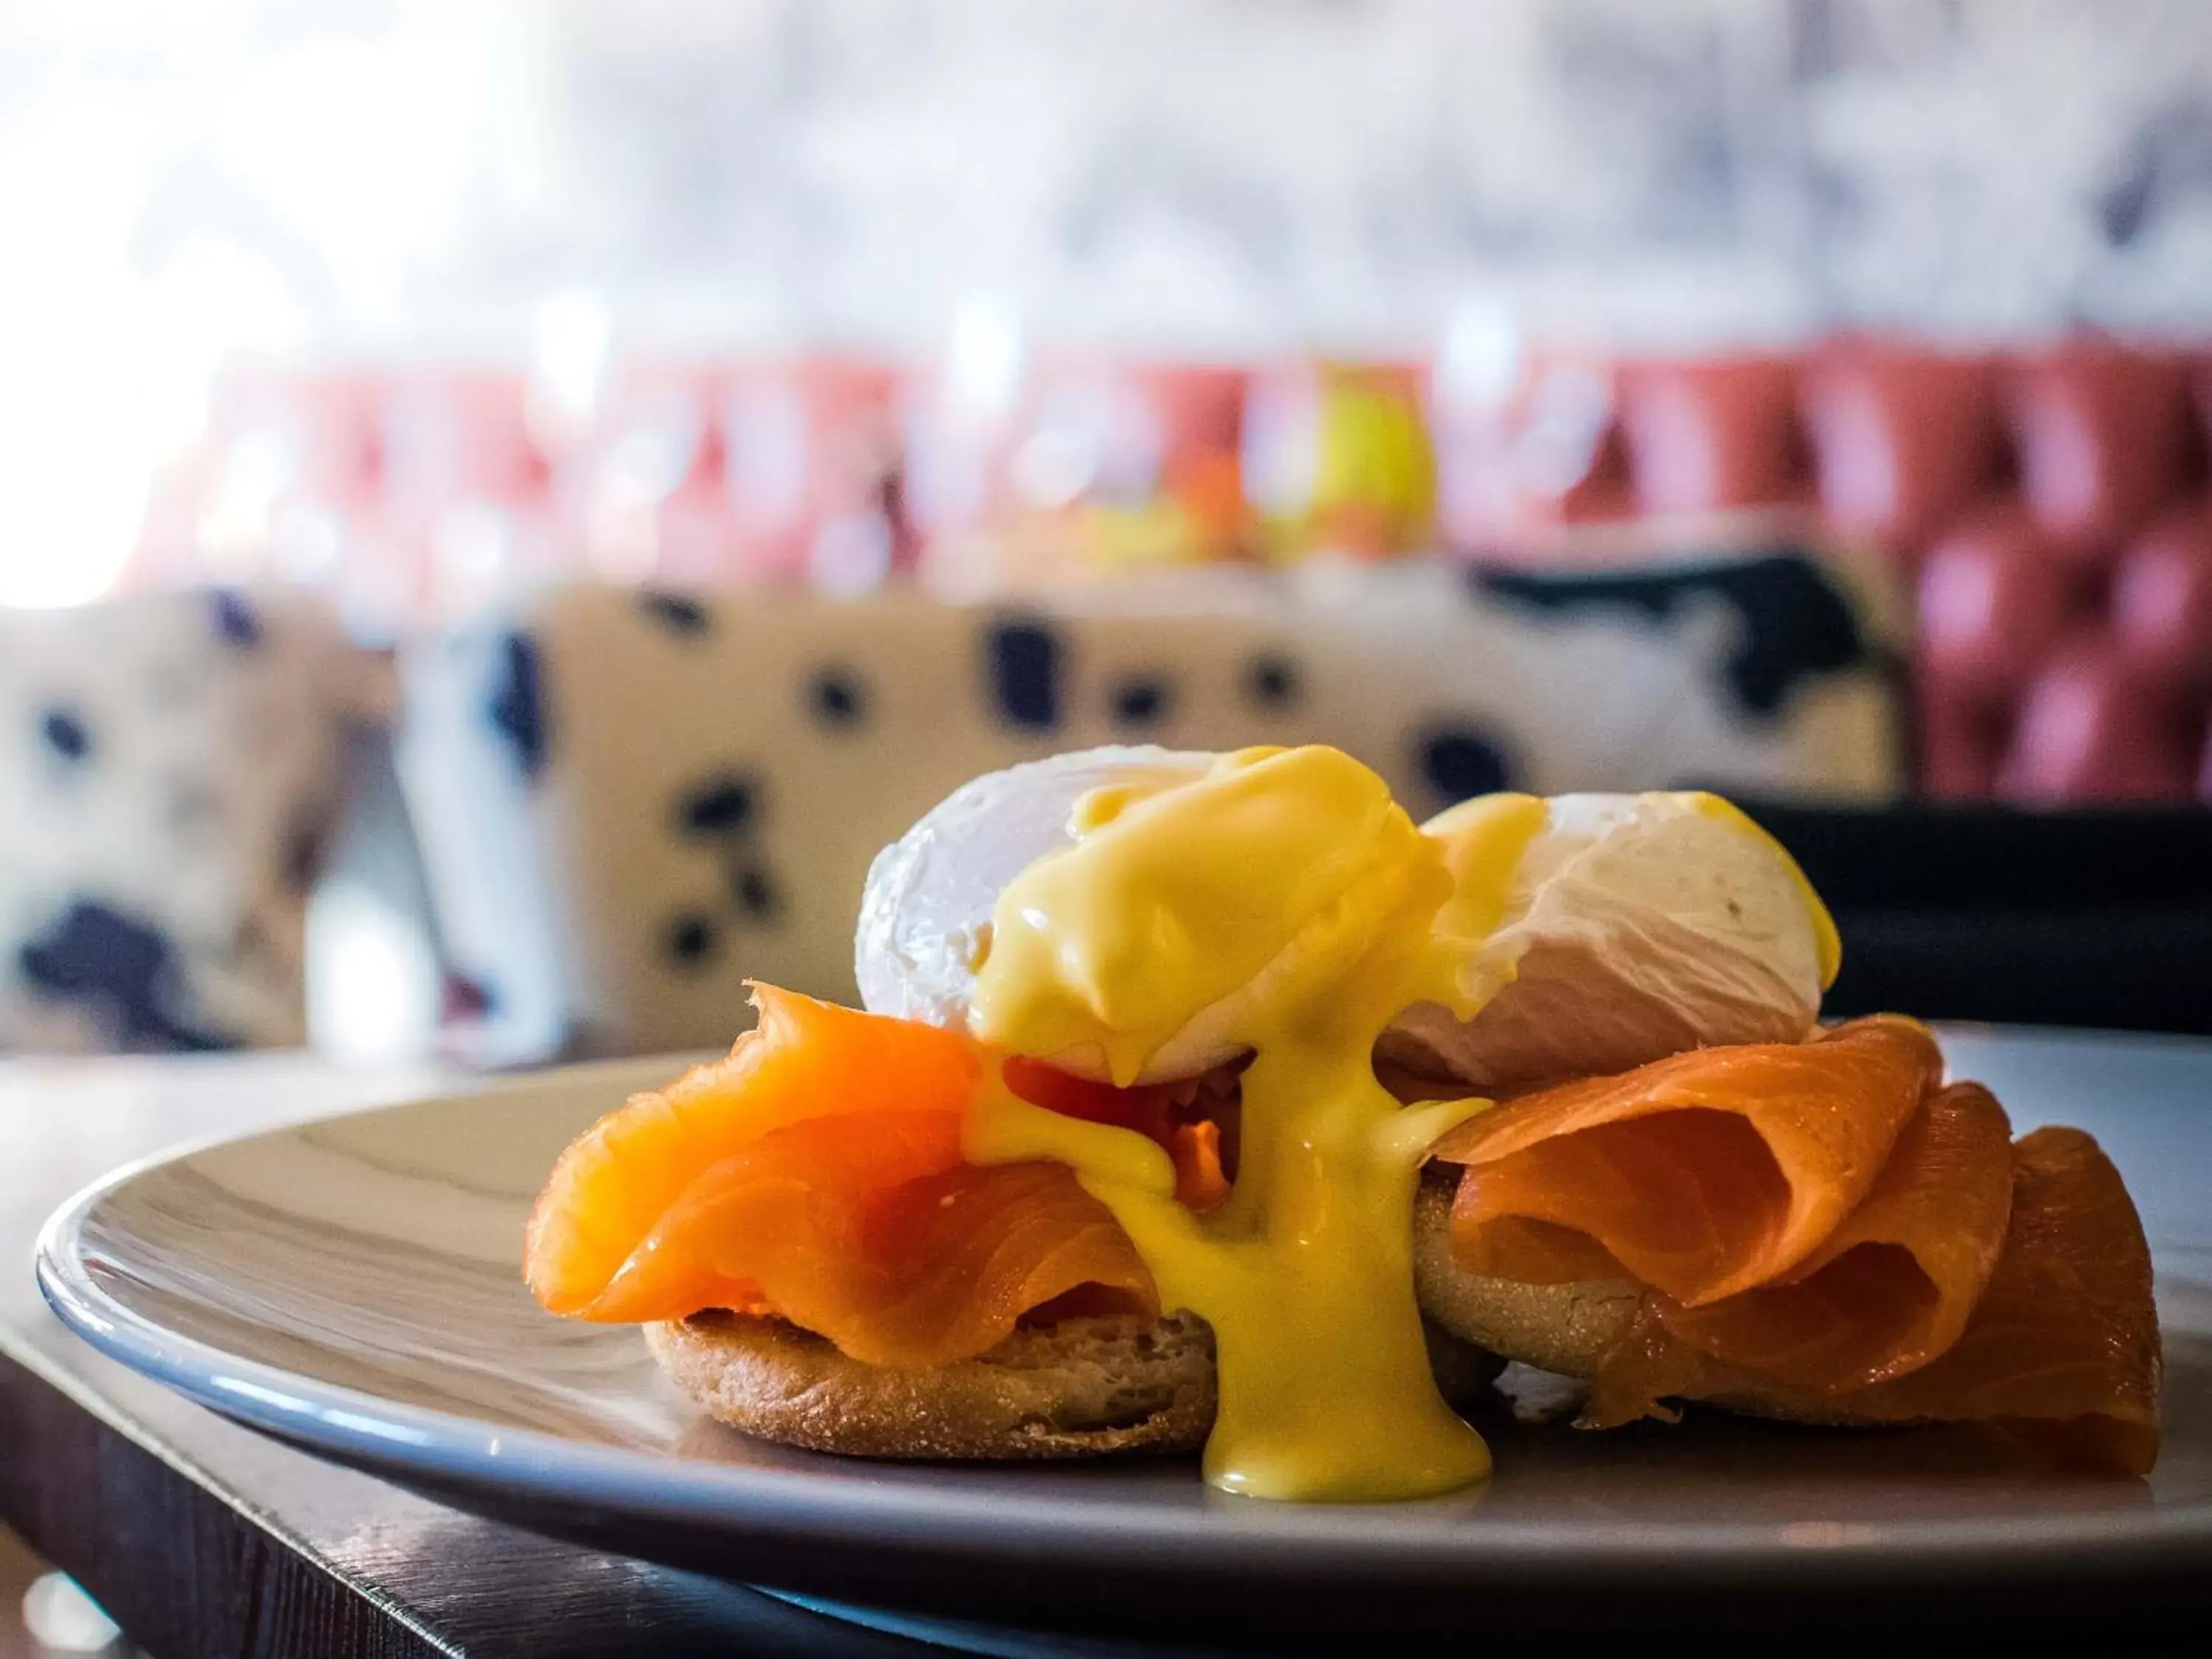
963 745 1493 1501
1419 790 1548 1014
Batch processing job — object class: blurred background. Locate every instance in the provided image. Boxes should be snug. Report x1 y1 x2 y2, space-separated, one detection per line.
3 4 2211 1647
15 1 2212 610
0 0 2207 1102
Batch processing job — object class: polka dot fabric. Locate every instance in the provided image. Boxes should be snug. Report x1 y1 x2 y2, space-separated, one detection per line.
398 554 1902 1057
0 590 380 1053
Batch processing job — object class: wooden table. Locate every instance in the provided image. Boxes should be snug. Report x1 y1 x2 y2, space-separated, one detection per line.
0 1053 921 1658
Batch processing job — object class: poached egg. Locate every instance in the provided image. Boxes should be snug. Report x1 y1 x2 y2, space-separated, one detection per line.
856 744 1838 1500
859 746 1837 1094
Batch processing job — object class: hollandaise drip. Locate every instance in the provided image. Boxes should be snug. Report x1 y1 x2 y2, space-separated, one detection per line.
965 747 1493 1500
1419 791 1548 1015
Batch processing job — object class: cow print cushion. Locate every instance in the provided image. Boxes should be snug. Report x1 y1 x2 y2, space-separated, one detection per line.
0 590 377 1053
1473 553 1878 718
397 552 1904 1060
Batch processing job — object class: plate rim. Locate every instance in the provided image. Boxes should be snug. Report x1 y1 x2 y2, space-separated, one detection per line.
32 1063 2212 1590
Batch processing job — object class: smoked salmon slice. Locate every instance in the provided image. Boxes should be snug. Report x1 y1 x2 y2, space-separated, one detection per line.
1427 1020 2160 1469
526 985 989 1317
1432 1017 1944 1306
1820 1126 2161 1473
525 984 1179 1367
1641 1079 2017 1394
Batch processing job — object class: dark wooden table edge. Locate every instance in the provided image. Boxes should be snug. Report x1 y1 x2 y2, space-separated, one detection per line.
1 1344 454 1659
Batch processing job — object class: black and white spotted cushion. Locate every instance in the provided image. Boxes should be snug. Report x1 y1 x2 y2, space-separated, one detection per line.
0 590 379 1053
398 547 1904 1058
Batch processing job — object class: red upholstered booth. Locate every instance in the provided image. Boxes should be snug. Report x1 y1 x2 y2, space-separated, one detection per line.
1440 340 2212 806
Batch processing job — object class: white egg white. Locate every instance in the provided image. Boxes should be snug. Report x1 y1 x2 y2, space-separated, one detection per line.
1382 793 1827 1092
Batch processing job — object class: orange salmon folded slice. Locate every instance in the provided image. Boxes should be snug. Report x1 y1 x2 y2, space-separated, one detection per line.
1641 1079 2017 1393
1818 1126 2161 1474
525 984 1218 1368
1428 1019 2160 1470
1435 1018 1946 1306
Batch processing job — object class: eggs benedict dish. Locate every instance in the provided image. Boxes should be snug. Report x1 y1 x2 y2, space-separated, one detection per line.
525 745 2160 1500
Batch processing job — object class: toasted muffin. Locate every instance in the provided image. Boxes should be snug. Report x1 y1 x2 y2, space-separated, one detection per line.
650 1304 1502 1461
1411 1172 1641 1379
648 1310 1217 1460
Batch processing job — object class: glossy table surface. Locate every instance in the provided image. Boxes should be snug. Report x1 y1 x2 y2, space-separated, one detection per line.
3 1032 2209 1657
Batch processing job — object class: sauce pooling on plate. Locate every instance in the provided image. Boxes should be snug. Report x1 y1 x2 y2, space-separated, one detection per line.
965 745 1494 1500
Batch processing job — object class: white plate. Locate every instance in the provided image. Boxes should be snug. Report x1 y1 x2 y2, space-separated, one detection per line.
36 1030 2212 1646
